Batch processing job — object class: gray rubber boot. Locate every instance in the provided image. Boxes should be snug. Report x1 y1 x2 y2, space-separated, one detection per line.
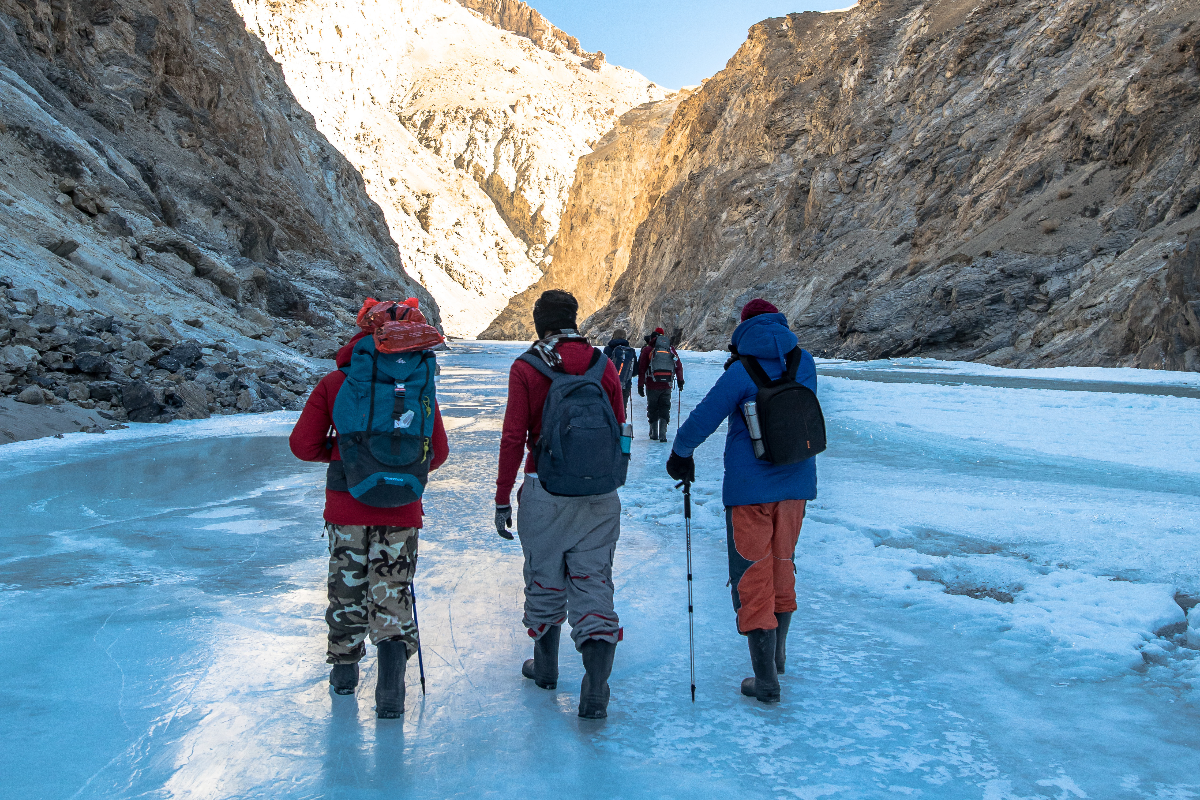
521 625 560 690
330 662 359 695
775 612 793 675
657 419 667 442
740 629 780 703
578 639 617 719
375 640 407 719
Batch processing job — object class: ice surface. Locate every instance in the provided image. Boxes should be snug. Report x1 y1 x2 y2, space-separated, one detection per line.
1 343 1198 799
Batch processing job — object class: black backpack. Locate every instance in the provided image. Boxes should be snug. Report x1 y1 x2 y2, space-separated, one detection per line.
740 348 826 465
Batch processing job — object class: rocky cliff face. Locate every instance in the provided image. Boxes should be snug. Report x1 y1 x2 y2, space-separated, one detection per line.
232 0 665 336
456 0 595 61
0 0 430 432
582 0 1200 371
482 91 692 340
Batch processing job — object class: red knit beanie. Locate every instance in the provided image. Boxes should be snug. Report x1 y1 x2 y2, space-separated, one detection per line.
741 299 779 321
655 327 665 334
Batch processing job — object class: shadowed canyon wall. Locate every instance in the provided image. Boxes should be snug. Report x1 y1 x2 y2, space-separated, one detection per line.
0 0 431 338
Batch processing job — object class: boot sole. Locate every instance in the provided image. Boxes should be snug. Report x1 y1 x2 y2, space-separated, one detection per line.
376 709 404 719
578 708 608 719
332 687 356 696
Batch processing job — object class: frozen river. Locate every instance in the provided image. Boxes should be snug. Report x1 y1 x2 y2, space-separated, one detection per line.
2 342 1199 799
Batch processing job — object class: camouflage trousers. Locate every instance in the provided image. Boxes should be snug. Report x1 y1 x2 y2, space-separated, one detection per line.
325 524 419 665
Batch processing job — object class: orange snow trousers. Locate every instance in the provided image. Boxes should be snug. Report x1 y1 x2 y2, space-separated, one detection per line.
725 500 807 633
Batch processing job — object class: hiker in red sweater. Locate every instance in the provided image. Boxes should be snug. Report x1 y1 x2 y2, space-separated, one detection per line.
494 290 628 719
637 327 684 441
290 298 449 718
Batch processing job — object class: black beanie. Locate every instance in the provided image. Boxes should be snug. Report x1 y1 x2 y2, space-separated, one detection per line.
532 290 578 336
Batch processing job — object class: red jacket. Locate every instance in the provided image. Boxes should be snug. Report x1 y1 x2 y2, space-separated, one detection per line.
290 331 449 527
637 337 684 392
495 341 626 505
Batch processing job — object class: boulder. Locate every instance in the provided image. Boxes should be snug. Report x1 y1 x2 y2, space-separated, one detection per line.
67 383 90 403
5 287 38 306
73 335 105 353
173 381 211 420
125 340 154 362
156 356 184 373
16 385 45 405
1 344 39 371
168 340 203 369
29 311 57 333
121 381 164 422
74 353 112 376
87 381 121 402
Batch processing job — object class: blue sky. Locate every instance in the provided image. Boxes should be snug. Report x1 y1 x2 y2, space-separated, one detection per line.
528 1 854 89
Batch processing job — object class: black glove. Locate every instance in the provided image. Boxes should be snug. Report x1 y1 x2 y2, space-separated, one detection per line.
495 504 514 540
666 451 695 484
677 380 685 391
638 385 645 397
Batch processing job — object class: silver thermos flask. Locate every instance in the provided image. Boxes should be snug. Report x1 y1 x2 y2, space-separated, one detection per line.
743 400 766 459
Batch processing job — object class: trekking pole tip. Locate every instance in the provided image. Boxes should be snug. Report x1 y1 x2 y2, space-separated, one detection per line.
691 685 696 703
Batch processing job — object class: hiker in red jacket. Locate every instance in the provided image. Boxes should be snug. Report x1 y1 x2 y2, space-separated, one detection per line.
494 290 628 719
290 298 449 719
637 327 684 441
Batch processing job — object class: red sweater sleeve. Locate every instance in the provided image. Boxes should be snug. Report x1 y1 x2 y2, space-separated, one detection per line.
430 402 449 471
602 360 625 423
496 362 531 506
290 372 340 462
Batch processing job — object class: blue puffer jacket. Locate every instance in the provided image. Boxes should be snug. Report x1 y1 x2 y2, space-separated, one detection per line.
671 313 818 507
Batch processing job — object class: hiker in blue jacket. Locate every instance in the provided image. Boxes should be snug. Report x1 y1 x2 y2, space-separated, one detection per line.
666 299 817 703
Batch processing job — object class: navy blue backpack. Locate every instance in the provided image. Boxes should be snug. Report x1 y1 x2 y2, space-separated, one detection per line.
519 350 628 497
328 336 437 507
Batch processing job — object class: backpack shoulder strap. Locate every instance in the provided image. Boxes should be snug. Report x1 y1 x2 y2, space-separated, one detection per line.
738 354 771 388
785 348 802 382
583 349 607 381
519 351 557 380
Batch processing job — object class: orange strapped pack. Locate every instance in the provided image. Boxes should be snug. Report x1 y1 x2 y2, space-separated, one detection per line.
356 297 444 353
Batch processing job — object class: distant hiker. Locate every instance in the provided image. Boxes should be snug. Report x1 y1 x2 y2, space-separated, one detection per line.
665 299 821 704
637 327 684 441
603 328 638 413
494 289 630 719
290 298 449 719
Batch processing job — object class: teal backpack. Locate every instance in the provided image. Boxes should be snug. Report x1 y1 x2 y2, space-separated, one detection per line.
328 336 437 507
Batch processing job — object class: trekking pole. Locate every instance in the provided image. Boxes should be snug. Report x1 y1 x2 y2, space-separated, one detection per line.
676 384 682 435
677 479 696 702
410 581 427 695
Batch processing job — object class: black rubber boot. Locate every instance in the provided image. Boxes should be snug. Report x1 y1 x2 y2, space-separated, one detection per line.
578 639 617 719
521 625 560 690
775 612 793 675
329 662 359 695
375 639 407 719
740 629 780 703
648 424 658 441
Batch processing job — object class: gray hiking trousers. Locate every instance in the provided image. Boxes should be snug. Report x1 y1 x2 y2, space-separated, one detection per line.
516 474 622 650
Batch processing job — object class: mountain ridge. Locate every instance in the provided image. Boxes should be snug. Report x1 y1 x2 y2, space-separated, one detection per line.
552 0 1200 371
